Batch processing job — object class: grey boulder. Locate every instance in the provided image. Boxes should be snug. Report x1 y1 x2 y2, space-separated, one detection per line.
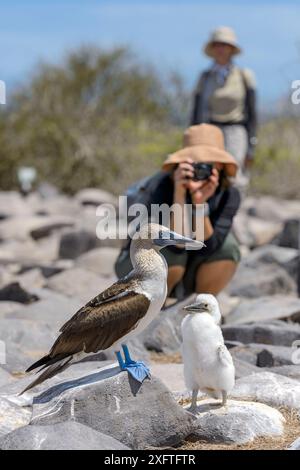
6 295 82 328
232 372 300 412
0 318 57 373
265 365 300 382
75 188 117 207
230 343 294 367
75 247 119 277
222 321 300 347
192 399 284 445
232 358 262 379
0 318 56 353
30 365 194 449
0 421 129 450
150 363 186 393
229 344 260 366
276 219 299 250
228 263 296 298
58 229 98 259
141 295 196 354
0 282 38 304
233 212 282 247
9 268 46 291
0 191 32 219
1 343 34 375
29 216 75 240
0 215 74 241
0 301 21 317
244 244 299 280
243 196 300 223
225 296 300 325
46 268 115 304
0 396 31 437
255 344 294 367
0 368 14 388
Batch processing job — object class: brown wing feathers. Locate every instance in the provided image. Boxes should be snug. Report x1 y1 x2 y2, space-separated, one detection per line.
49 291 150 355
59 278 137 333
22 278 150 393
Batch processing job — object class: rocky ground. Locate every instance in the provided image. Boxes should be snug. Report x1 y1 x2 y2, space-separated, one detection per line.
0 187 300 450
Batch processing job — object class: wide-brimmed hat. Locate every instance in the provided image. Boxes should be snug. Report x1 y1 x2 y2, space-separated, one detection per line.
162 124 238 177
204 26 242 58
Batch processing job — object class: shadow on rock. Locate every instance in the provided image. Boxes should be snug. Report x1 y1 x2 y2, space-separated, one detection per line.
33 364 121 404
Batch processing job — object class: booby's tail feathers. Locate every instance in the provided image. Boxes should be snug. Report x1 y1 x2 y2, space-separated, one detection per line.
25 352 70 373
25 354 52 373
20 356 73 395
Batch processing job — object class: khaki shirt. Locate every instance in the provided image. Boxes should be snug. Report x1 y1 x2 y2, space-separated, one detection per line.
196 65 256 123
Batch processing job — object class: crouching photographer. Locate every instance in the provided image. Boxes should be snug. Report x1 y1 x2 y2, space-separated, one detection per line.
115 124 241 301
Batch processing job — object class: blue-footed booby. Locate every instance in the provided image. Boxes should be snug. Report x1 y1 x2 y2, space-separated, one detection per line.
181 294 235 411
21 223 204 393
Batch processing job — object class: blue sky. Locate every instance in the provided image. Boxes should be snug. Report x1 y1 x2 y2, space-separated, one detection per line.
1 0 300 104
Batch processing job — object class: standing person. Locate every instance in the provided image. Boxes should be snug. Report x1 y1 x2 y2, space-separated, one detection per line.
191 26 257 191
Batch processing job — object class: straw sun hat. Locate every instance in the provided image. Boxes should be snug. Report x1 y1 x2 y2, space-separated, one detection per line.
204 26 242 58
162 124 238 177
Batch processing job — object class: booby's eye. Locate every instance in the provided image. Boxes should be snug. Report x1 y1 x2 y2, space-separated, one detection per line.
204 303 208 308
159 230 172 240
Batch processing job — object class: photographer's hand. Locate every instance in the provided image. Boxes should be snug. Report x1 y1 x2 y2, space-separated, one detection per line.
188 168 219 204
188 169 219 241
173 159 194 195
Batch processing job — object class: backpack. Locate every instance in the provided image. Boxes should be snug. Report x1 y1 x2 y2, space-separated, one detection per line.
120 171 168 243
119 171 169 250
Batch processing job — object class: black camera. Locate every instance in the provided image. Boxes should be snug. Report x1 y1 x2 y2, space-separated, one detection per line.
192 163 213 181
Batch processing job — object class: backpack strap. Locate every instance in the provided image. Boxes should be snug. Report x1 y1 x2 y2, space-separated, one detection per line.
239 68 257 156
191 70 211 124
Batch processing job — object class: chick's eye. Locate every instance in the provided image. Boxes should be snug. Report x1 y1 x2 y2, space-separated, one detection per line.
204 304 208 308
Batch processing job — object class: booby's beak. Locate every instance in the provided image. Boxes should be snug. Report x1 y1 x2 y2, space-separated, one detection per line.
183 302 208 313
154 229 205 249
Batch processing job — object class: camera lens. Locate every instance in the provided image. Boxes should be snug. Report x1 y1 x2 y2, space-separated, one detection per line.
192 163 213 181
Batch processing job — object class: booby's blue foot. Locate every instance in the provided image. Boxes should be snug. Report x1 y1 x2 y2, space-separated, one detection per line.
115 346 151 383
121 344 134 363
123 360 151 383
116 351 125 369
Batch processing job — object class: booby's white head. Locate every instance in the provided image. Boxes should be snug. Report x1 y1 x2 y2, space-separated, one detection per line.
130 223 204 276
132 222 205 251
184 294 221 324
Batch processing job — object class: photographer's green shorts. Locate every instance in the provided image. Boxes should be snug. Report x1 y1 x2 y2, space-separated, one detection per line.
115 232 241 297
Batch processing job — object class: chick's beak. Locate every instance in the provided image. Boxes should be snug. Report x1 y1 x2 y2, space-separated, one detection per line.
183 303 207 313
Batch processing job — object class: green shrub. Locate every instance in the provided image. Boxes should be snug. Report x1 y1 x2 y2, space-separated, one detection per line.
251 117 300 199
0 46 186 194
